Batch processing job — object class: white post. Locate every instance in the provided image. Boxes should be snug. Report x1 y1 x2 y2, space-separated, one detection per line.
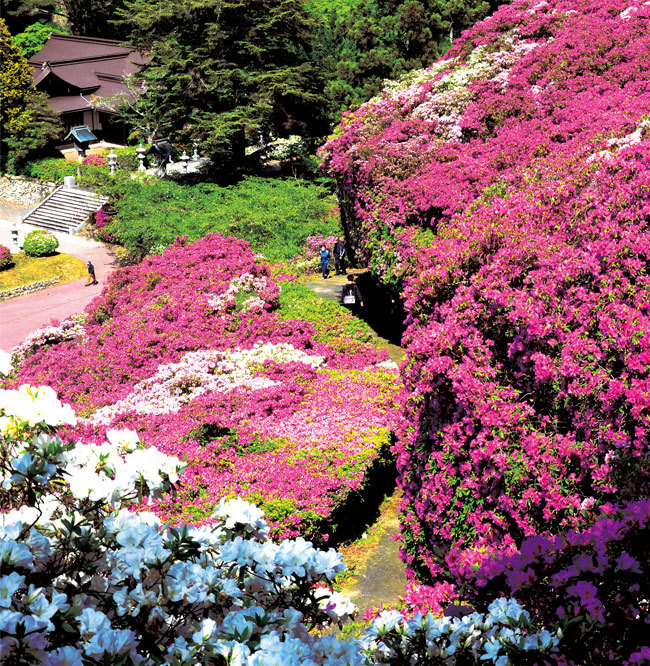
136 143 146 172
11 224 19 252
181 151 190 174
192 140 199 161
108 149 117 175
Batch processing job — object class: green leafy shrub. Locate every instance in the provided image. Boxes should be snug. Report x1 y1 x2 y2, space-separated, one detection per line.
114 146 140 171
278 282 373 345
0 245 14 270
23 229 59 257
99 176 342 260
77 163 113 189
23 158 76 182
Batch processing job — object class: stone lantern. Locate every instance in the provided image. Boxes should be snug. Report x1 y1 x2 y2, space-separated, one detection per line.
181 151 190 174
136 143 147 172
192 140 200 161
11 224 20 252
108 149 118 174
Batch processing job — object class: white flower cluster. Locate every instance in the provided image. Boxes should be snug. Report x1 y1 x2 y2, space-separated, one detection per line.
0 385 564 665
0 384 77 429
89 342 326 423
360 598 560 665
375 35 541 144
208 273 273 313
587 118 650 165
11 315 86 365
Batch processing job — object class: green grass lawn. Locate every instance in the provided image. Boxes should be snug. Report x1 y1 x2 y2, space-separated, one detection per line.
0 252 87 291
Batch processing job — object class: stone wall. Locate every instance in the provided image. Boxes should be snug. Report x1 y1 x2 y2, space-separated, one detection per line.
0 277 61 302
0 176 56 206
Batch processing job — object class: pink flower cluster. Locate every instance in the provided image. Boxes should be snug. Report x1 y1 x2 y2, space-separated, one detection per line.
12 233 399 540
322 0 650 600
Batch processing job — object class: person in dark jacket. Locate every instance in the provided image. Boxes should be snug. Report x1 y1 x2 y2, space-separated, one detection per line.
340 275 363 314
319 245 331 279
333 237 346 275
85 260 98 286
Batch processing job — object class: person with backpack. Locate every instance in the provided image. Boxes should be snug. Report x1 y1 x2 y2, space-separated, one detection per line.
340 274 363 314
85 260 98 286
319 245 331 279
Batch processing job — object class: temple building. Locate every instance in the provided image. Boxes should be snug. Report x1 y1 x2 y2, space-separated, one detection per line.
29 34 143 147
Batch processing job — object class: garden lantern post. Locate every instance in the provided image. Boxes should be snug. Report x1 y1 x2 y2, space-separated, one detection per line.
136 143 146 172
181 151 190 174
11 224 19 252
108 149 118 174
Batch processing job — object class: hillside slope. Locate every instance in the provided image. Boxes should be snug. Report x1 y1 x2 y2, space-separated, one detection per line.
323 0 650 611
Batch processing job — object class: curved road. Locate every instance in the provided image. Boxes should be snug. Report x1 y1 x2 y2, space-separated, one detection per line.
0 203 117 350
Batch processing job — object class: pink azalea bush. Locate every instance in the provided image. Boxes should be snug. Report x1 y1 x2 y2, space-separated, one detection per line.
0 245 13 270
10 233 400 541
322 0 650 650
81 154 108 167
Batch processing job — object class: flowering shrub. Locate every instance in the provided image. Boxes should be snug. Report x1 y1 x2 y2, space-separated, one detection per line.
9 234 400 541
81 154 108 167
94 208 116 243
0 376 564 665
462 500 650 664
0 244 13 270
322 0 650 594
23 230 59 257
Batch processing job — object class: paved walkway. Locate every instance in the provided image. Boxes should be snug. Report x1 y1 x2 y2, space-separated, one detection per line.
0 201 117 350
304 271 407 616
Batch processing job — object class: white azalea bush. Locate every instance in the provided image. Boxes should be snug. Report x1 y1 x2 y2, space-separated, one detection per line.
0 377 562 664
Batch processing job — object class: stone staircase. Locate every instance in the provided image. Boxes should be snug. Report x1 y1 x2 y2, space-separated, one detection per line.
22 185 108 234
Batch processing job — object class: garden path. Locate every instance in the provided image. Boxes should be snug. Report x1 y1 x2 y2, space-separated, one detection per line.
304 271 407 616
0 204 118 350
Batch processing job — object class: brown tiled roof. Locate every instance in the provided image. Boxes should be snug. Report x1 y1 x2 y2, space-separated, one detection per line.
29 34 144 111
29 34 135 64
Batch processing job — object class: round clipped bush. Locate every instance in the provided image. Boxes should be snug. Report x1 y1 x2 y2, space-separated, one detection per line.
23 229 59 257
0 244 14 270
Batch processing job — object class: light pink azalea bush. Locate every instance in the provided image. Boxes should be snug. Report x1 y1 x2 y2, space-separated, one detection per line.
322 0 650 657
8 234 400 543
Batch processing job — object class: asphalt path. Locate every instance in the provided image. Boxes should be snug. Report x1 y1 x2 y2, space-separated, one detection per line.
0 201 117 351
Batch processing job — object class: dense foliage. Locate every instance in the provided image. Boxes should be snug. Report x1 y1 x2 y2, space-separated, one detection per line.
0 245 14 271
9 234 399 542
315 0 503 116
12 19 68 57
22 229 59 257
0 367 564 665
323 0 650 655
118 0 329 176
96 176 341 261
0 18 62 173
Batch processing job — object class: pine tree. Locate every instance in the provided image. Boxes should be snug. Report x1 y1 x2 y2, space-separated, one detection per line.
119 0 328 178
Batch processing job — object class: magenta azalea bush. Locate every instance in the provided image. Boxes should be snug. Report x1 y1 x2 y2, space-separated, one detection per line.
0 245 13 270
322 0 650 640
10 234 400 542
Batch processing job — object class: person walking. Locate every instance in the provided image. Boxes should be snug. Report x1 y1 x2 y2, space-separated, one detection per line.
319 245 331 279
340 274 363 314
85 260 98 286
333 237 346 275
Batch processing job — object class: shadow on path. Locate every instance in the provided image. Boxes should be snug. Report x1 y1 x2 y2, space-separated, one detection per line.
303 269 408 617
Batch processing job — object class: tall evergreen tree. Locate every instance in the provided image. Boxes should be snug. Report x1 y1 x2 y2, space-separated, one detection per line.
0 18 62 172
119 0 328 178
317 0 505 115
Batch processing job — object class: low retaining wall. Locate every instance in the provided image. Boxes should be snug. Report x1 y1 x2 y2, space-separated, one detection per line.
0 277 61 301
0 176 56 206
